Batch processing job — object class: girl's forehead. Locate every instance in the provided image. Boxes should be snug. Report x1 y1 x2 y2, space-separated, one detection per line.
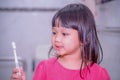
52 26 77 33
53 19 69 29
52 26 67 30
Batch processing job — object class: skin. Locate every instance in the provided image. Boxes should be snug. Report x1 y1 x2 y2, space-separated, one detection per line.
52 24 83 70
10 67 26 80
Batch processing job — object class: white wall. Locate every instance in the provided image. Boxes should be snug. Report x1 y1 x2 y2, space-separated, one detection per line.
96 1 120 79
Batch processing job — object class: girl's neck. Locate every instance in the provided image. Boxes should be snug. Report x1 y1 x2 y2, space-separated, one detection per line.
58 55 83 70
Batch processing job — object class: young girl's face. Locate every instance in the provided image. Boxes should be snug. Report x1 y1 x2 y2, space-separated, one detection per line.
52 24 82 57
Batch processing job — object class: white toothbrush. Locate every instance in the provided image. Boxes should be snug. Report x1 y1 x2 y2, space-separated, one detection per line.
12 41 21 75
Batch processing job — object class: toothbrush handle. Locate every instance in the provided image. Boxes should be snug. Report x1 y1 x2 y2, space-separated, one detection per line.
16 62 21 76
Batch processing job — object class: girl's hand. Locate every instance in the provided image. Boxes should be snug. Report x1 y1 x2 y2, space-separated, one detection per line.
10 67 26 80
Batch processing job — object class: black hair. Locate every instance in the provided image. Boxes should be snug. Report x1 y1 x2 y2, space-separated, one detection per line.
49 3 103 78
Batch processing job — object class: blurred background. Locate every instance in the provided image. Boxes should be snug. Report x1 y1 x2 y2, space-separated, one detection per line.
0 0 120 80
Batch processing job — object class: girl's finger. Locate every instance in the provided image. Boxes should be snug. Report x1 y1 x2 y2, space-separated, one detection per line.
20 67 26 80
12 68 20 74
10 67 23 80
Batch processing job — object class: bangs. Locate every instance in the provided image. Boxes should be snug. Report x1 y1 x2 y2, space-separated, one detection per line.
52 7 82 30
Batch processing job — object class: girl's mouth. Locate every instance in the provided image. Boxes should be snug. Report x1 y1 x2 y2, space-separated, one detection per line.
55 45 64 51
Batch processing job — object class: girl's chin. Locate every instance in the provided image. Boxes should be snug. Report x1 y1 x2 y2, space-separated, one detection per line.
56 52 67 56
56 51 64 55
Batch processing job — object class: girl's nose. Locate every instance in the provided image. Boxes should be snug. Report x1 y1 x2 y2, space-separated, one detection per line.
55 34 62 42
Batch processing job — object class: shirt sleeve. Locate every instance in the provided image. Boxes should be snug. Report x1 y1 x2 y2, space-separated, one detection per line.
33 60 46 80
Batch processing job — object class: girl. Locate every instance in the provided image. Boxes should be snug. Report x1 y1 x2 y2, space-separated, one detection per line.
11 3 110 80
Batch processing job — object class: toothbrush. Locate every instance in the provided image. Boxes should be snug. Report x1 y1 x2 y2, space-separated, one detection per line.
12 41 21 76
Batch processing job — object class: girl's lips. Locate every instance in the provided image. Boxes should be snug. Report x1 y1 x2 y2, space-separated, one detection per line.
55 45 63 50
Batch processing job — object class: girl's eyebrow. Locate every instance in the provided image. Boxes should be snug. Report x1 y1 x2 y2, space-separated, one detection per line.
52 27 58 31
62 28 72 31
52 27 55 29
52 27 56 30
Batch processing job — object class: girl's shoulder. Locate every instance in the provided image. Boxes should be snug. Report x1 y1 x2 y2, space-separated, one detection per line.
90 63 106 70
33 58 57 80
90 63 108 74
88 63 110 80
37 57 57 67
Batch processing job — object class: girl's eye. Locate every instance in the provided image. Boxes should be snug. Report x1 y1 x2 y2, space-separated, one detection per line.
52 32 56 35
62 33 69 36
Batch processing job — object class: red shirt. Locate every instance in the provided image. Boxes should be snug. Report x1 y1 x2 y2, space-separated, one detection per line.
33 58 110 80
